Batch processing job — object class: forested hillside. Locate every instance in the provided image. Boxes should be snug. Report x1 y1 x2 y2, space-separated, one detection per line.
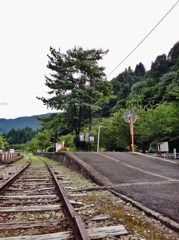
98 41 179 152
1 42 179 153
32 42 179 153
101 41 179 116
0 113 51 133
5 127 39 145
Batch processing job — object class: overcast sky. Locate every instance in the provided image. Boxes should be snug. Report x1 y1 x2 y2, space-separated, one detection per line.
0 0 178 119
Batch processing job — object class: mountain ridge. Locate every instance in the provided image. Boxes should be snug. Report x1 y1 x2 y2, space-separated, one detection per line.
0 113 54 133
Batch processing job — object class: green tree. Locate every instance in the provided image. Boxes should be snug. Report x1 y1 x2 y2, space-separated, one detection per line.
164 70 179 101
167 41 179 69
134 62 146 77
95 110 131 151
5 127 38 144
27 138 39 152
96 103 179 153
108 68 136 112
37 46 112 149
35 129 52 151
37 113 64 131
37 112 71 144
134 106 158 152
158 71 177 101
27 129 51 153
151 54 169 81
133 103 179 152
0 133 5 149
60 134 76 151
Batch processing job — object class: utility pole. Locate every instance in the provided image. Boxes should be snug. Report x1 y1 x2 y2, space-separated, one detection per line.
88 75 93 151
130 115 135 153
97 126 107 152
124 110 137 154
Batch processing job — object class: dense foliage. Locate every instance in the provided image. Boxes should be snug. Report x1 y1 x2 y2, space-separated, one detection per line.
0 133 5 150
1 42 179 153
35 42 179 151
98 41 179 152
5 127 38 144
37 46 113 149
110 41 179 110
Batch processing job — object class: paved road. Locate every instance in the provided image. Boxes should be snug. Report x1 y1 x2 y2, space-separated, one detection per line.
73 152 179 224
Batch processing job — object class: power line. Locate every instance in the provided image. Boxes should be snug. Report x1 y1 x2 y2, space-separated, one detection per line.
107 0 179 78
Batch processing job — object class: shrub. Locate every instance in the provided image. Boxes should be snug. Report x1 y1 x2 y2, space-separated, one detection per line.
46 146 55 152
58 146 70 152
148 148 157 153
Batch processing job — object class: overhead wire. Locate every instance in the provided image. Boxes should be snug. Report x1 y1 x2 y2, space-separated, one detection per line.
132 19 179 68
107 0 179 78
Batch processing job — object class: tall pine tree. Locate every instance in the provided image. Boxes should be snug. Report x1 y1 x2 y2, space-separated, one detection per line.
37 46 112 149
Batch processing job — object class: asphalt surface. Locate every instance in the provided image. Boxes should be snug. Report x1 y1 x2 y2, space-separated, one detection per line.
73 152 179 224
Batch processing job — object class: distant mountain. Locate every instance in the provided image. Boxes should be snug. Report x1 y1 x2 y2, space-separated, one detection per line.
0 113 53 133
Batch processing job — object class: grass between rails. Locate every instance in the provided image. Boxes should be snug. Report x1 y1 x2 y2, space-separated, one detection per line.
8 154 179 239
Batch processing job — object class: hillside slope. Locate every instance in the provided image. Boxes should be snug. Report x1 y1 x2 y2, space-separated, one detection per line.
0 113 52 133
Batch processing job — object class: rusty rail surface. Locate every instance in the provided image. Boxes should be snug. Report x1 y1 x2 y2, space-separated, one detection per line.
0 161 31 194
46 163 90 240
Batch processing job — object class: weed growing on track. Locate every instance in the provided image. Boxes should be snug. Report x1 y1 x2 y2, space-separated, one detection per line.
79 191 177 240
7 154 179 240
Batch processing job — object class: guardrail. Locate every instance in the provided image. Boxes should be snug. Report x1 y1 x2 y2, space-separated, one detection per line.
0 153 20 162
164 153 179 159
147 152 179 159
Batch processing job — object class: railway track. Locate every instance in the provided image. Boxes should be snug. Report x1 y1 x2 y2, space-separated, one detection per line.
0 156 128 240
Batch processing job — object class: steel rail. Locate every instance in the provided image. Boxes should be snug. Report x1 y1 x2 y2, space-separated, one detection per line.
46 163 90 240
0 161 31 194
